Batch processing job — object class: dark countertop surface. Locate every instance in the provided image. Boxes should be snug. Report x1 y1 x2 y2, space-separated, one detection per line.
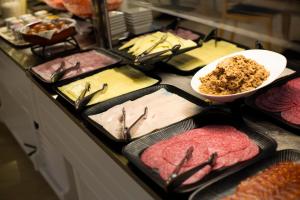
0 24 299 200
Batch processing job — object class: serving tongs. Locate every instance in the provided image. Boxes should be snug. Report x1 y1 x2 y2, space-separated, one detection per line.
75 83 108 110
134 44 182 65
198 28 220 48
121 107 148 141
50 61 81 83
166 152 218 192
140 34 168 57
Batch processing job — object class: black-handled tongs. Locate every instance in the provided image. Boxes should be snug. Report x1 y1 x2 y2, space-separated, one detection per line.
134 44 182 65
198 28 219 47
255 40 264 49
50 61 81 83
121 107 148 141
75 83 108 110
140 34 168 57
166 152 218 192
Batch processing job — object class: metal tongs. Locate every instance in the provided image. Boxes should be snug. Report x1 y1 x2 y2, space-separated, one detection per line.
134 34 168 63
120 107 148 140
50 61 81 83
75 83 108 110
198 28 219 47
166 152 218 191
135 44 181 65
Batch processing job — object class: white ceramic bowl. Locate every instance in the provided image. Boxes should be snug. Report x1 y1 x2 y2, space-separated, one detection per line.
191 49 287 103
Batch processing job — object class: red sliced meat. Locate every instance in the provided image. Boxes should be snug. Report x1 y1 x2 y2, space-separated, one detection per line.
141 139 174 168
158 161 212 185
255 87 294 112
159 162 175 181
213 141 259 170
194 125 250 156
140 125 259 186
286 77 300 90
281 106 300 125
162 140 209 167
181 165 212 185
284 80 300 105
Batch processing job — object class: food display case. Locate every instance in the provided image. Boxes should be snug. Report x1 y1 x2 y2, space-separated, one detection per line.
0 0 299 200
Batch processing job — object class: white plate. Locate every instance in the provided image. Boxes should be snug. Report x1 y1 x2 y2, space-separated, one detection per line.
191 49 287 103
124 7 151 15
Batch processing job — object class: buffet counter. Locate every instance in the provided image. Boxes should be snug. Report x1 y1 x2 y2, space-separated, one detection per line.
0 33 299 200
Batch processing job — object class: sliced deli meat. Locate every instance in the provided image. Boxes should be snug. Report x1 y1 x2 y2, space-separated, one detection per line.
32 50 118 82
281 106 300 125
223 162 300 200
88 89 202 139
141 125 259 185
255 76 300 125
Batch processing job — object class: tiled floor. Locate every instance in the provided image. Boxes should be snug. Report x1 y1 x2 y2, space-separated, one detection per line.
0 122 59 200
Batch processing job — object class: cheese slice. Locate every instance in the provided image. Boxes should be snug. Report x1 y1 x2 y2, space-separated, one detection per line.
58 65 158 105
168 40 245 71
119 31 197 57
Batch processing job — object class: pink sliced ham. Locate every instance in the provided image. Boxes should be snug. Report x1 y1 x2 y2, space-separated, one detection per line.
167 28 200 41
32 50 118 82
141 125 259 185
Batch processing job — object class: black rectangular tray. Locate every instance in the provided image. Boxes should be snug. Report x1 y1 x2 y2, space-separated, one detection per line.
82 84 209 142
54 64 161 110
189 149 300 200
245 72 300 133
29 48 123 85
111 27 204 66
160 37 249 76
123 108 277 193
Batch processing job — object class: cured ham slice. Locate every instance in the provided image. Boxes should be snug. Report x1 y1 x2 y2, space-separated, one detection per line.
32 50 118 82
88 89 202 139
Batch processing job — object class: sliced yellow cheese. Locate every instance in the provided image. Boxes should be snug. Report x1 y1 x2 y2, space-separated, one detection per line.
119 31 197 57
58 66 158 105
168 40 245 71
119 37 140 50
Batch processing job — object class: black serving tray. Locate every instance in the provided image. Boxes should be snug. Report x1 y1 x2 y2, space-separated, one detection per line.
123 108 277 193
189 149 300 200
54 64 161 110
82 84 209 142
245 71 300 133
160 37 249 76
29 48 123 85
112 27 204 67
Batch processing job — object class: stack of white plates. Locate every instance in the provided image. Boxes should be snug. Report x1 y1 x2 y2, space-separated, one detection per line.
109 11 128 40
124 7 152 35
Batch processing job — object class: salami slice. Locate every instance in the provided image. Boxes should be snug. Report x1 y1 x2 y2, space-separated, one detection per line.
255 87 294 112
162 140 209 167
213 141 259 170
281 106 300 125
286 77 300 91
140 125 259 185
